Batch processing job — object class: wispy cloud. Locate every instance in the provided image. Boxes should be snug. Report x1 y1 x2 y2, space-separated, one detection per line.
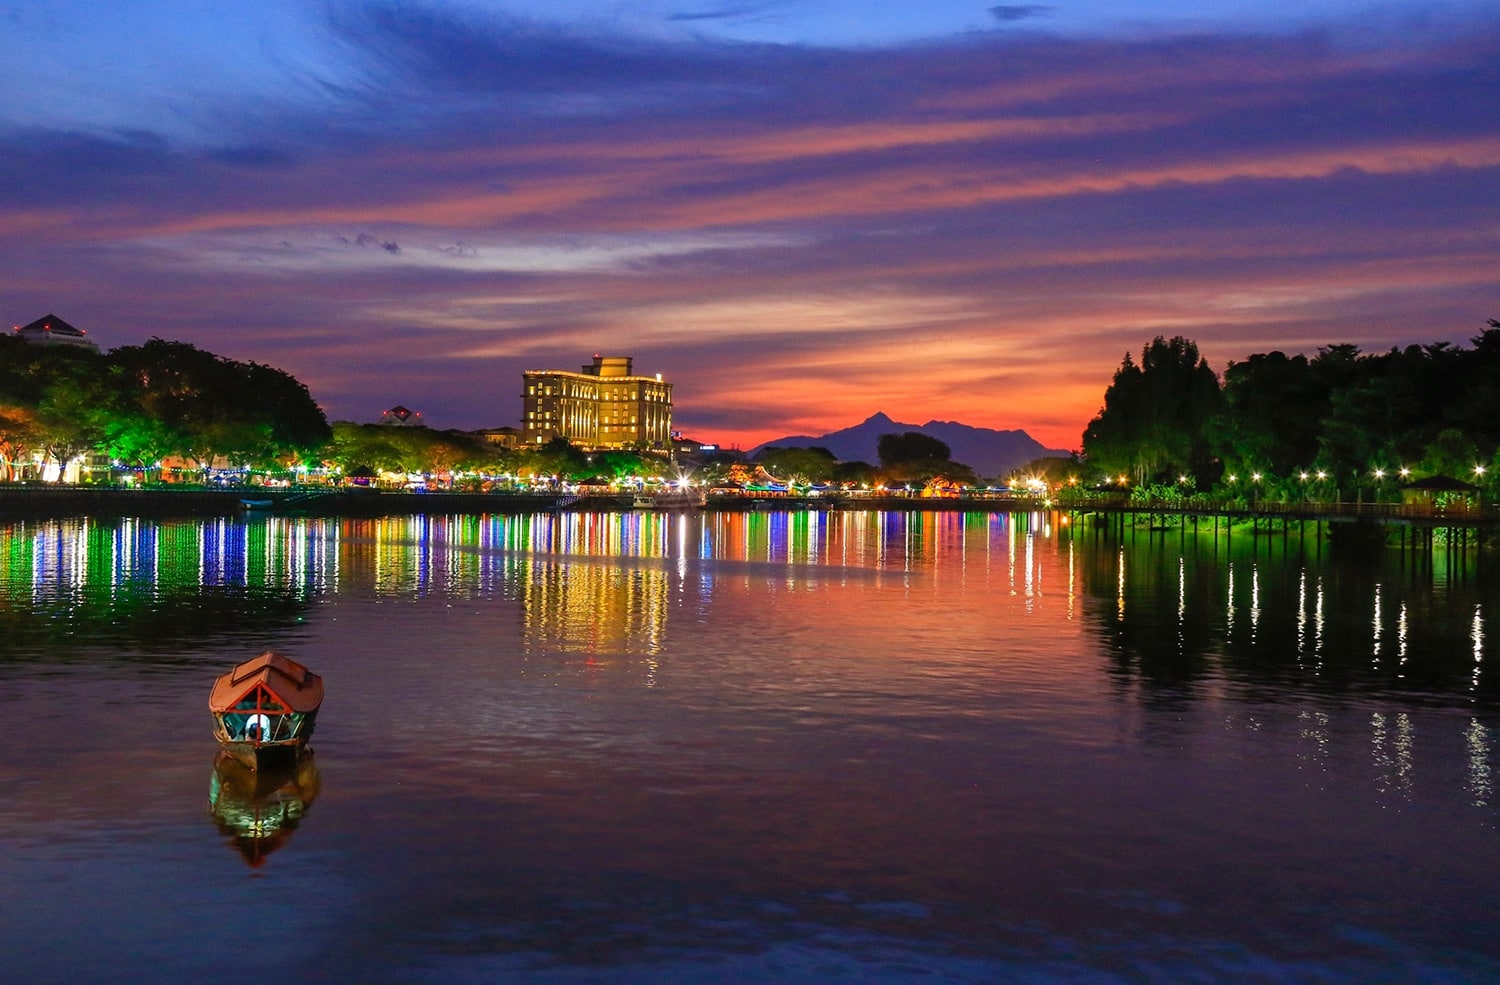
0 1 1496 448
990 5 1052 23
667 3 784 24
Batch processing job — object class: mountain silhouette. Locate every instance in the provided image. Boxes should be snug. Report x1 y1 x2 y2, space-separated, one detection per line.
750 412 1069 478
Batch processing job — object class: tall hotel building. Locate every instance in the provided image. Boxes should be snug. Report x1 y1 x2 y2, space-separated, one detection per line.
523 355 673 452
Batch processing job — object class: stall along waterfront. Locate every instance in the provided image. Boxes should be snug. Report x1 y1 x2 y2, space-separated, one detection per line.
209 651 323 769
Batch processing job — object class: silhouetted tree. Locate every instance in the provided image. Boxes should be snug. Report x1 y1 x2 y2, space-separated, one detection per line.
877 431 960 485
1083 336 1221 485
1208 351 1326 478
755 445 839 484
877 432 949 466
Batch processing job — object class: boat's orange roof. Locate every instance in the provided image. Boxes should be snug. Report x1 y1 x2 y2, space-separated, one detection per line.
209 651 324 713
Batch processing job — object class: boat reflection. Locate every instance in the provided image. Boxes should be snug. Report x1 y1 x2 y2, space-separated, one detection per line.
207 750 320 867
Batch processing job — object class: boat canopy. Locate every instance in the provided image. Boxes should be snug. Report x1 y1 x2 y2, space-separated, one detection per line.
209 651 323 714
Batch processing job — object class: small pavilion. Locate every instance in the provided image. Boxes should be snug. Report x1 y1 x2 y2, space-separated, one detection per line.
1401 474 1481 509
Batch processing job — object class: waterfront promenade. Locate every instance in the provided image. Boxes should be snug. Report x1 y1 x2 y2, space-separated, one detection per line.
0 483 1495 531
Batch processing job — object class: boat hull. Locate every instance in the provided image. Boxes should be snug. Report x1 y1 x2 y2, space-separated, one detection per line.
214 734 312 771
212 706 319 770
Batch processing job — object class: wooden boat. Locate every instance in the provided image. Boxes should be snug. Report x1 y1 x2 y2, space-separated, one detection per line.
209 651 323 770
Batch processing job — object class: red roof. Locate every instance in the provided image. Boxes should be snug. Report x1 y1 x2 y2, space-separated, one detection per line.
209 651 323 713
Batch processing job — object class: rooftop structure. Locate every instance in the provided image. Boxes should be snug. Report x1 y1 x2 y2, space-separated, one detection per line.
523 355 672 452
378 405 424 427
13 313 98 350
478 426 523 449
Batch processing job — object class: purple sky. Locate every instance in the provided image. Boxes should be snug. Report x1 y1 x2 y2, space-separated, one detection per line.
2 1 1496 450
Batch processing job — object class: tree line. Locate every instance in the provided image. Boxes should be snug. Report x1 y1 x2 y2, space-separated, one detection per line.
0 335 659 485
0 336 330 481
749 432 977 488
10 321 1498 495
1081 320 1500 501
0 333 989 488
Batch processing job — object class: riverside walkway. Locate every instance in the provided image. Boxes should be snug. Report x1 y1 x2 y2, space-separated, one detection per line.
0 483 1494 532
1050 493 1499 529
1049 494 1497 568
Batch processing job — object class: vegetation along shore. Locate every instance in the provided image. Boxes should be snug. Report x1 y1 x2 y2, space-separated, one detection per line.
3 321 1500 525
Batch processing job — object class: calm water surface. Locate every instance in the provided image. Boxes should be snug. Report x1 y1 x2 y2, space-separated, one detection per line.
1 510 1497 984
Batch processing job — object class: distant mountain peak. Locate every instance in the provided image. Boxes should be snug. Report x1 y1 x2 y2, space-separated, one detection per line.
751 412 1068 478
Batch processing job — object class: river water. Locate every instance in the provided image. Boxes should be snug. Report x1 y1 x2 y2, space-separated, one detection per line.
1 510 1496 984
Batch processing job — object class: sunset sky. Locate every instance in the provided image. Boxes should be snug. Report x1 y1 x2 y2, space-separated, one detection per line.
3 1 1496 451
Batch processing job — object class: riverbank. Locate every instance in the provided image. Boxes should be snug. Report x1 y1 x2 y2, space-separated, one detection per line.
0 485 992 519
0 485 566 518
3 485 1497 532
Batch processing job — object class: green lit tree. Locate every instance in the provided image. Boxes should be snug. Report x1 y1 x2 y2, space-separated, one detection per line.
589 450 669 482
520 438 591 481
1418 429 1481 480
28 347 113 480
323 422 406 478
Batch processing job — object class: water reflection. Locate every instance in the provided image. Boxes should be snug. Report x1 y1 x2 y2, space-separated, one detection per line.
1468 718 1492 806
4 509 1499 982
207 750 320 867
0 517 318 651
1473 604 1485 692
1079 522 1498 706
5 511 1497 705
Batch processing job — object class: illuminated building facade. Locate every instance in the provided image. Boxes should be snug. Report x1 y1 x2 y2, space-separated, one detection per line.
523 355 672 452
